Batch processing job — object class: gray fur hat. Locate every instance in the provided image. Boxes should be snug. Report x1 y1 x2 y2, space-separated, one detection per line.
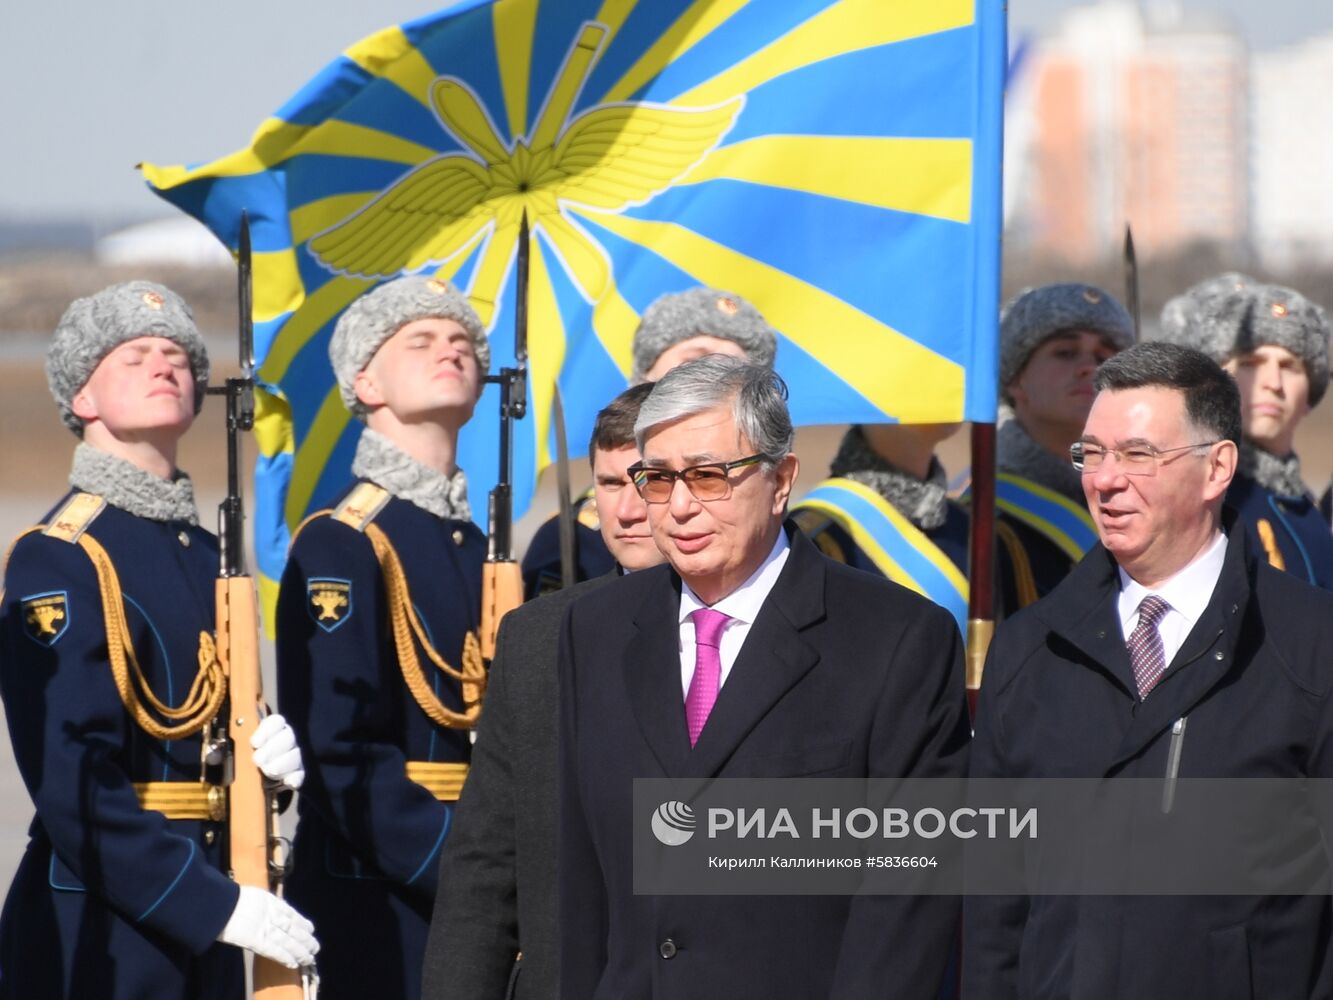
46 280 210 435
1160 278 1330 407
631 287 777 382
330 275 490 419
999 283 1135 400
1159 272 1256 342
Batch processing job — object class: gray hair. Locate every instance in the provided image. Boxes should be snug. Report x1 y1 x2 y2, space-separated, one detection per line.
634 354 793 464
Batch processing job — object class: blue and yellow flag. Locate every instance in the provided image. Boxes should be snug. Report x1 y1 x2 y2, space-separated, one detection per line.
143 0 1005 615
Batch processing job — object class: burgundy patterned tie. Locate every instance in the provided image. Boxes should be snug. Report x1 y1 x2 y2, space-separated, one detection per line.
685 608 731 746
1127 595 1171 699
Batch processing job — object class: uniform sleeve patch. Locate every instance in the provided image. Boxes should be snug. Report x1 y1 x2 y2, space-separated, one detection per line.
21 591 69 646
307 578 353 632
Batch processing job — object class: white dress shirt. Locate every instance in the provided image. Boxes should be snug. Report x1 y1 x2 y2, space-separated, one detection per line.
1117 530 1228 667
677 529 791 697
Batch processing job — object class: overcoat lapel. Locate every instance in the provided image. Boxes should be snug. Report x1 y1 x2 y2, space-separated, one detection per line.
685 530 825 779
623 568 691 777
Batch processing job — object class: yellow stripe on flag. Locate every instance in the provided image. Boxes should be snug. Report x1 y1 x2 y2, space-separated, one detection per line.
259 277 375 385
494 0 539 142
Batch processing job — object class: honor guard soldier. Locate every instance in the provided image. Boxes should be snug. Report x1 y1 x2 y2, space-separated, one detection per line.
1160 276 1333 589
793 423 971 633
521 287 777 597
277 275 489 1000
0 281 316 999
988 283 1133 610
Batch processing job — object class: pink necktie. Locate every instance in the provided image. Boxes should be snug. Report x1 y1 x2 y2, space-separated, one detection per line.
686 608 730 746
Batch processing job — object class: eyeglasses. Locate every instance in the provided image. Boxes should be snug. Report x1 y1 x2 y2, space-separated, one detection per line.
1069 440 1220 476
627 454 764 503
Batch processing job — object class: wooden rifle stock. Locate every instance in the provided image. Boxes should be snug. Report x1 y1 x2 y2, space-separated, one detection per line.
217 575 304 998
480 561 524 661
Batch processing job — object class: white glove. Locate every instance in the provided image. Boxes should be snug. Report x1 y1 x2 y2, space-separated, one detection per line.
251 713 305 790
218 885 319 968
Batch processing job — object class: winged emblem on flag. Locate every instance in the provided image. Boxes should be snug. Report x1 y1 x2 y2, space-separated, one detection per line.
311 23 742 315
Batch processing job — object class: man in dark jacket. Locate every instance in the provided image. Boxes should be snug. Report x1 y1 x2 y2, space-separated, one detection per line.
964 341 1333 1000
561 356 969 1000
423 382 662 1000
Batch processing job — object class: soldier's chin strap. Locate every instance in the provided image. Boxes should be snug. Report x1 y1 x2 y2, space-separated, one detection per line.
364 522 485 730
9 525 225 740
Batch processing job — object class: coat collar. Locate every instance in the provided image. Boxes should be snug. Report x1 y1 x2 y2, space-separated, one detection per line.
1033 509 1255 769
622 521 825 778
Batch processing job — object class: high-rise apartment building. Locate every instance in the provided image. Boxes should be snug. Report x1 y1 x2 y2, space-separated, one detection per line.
1009 1 1249 262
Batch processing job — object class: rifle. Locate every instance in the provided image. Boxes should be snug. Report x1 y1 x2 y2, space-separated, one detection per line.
209 214 316 998
479 212 530 660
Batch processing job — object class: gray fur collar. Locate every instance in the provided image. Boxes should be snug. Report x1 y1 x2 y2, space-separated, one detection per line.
828 426 949 530
996 417 1085 504
69 442 199 524
1239 442 1308 499
351 428 471 521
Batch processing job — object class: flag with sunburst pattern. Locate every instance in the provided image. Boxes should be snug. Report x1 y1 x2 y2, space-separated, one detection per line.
143 0 1005 614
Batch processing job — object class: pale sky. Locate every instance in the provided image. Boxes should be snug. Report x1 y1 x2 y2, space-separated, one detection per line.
2 0 1328 221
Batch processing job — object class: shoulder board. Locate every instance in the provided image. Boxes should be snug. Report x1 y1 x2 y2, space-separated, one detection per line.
333 483 391 533
42 493 107 544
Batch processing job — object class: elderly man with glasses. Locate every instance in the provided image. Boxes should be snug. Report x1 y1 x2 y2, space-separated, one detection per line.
965 342 1333 1000
558 354 970 1000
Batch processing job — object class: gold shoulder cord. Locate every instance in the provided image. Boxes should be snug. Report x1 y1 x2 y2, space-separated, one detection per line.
4 499 224 741
1256 519 1286 571
995 520 1040 610
294 494 485 731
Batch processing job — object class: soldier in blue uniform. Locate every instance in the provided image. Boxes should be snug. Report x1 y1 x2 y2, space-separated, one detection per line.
0 281 316 999
990 283 1134 610
276 275 489 1000
521 287 777 596
793 422 972 632
1159 276 1333 589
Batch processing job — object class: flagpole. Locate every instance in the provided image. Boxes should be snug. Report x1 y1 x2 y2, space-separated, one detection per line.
552 386 577 590
966 422 997 720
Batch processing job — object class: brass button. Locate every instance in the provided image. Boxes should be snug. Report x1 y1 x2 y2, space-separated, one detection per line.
204 830 216 846
207 785 227 822
178 531 191 547
452 529 465 546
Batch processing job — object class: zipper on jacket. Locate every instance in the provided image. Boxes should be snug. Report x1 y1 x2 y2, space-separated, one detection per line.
1162 716 1187 814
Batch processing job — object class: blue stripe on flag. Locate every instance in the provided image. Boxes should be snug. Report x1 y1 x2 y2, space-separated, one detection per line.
276 58 376 126
724 30 977 143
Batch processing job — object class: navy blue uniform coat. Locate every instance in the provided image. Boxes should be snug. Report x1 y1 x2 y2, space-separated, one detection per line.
1228 473 1333 591
277 483 483 1000
964 517 1333 1000
559 526 970 1000
0 497 241 999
